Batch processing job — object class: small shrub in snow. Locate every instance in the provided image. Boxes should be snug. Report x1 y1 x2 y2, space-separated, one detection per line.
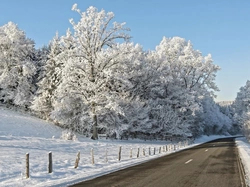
61 130 77 141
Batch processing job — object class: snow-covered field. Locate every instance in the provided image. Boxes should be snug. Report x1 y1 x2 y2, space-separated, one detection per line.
0 107 249 187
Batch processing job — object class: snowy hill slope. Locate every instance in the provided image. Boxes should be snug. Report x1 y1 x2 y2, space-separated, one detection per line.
0 107 249 186
0 108 62 138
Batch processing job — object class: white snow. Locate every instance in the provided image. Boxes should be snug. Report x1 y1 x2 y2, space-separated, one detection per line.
0 107 249 187
235 137 250 186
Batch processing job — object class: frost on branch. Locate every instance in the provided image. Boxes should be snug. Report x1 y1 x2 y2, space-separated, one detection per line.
72 3 77 11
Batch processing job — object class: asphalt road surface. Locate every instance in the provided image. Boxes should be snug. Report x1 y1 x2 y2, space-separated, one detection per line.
70 138 246 187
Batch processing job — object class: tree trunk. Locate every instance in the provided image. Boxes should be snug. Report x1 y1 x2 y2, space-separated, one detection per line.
91 102 98 140
89 63 98 140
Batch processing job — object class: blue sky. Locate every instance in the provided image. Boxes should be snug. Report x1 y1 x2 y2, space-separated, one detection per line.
1 0 250 102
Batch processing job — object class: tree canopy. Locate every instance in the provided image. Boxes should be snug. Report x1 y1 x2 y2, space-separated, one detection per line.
0 5 243 140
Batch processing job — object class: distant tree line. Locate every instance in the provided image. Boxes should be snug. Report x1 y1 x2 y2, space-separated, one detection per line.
232 81 250 141
0 4 244 140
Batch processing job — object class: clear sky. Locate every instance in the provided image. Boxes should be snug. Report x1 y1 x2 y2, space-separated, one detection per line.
1 0 250 102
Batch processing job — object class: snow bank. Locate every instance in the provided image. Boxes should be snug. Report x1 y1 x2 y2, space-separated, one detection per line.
235 137 250 186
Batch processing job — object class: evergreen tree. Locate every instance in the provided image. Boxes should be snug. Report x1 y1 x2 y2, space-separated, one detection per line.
31 33 62 119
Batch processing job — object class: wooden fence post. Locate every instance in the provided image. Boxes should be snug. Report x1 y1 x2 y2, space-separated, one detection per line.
143 148 145 156
118 146 122 161
74 151 80 169
154 147 156 155
137 148 140 158
149 147 151 155
48 152 52 173
130 148 133 158
26 153 29 178
91 148 94 164
159 147 161 154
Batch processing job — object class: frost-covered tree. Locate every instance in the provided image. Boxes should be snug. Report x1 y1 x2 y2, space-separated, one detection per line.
196 96 232 136
0 22 36 108
234 80 250 115
154 37 220 96
217 101 240 134
233 80 250 140
218 101 234 118
120 49 183 139
104 44 154 139
34 45 50 82
53 5 131 139
99 36 221 139
103 36 222 139
31 33 63 119
137 37 221 138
